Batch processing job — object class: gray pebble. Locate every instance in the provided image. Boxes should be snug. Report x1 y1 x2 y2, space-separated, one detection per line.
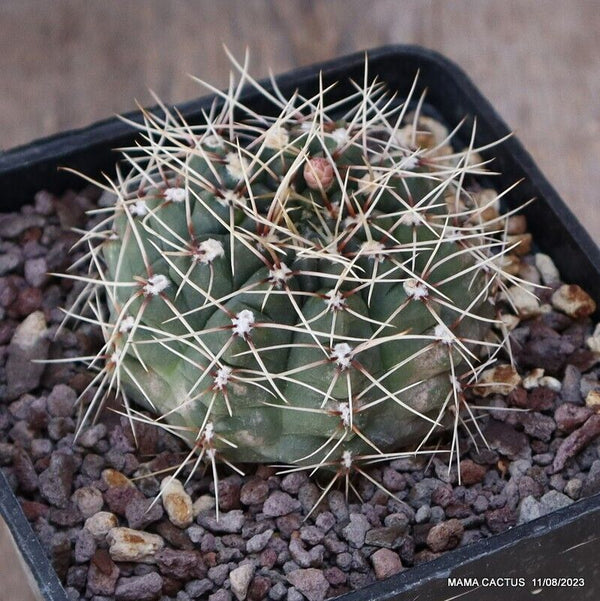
185 579 213 598
281 472 308 495
78 424 107 448
186 525 205 544
472 495 489 514
314 511 335 533
229 563 254 601
540 490 574 513
517 496 542 524
335 551 352 571
0 213 44 238
286 588 304 601
289 536 311 568
39 451 76 508
0 253 21 276
269 581 288 600
5 311 50 401
299 525 324 546
114 573 163 601
74 528 96 563
286 569 329 601
565 478 583 500
125 496 164 530
415 505 431 524
34 190 56 215
208 591 232 601
341 513 370 548
31 438 53 459
208 564 230 586
407 478 442 506
24 257 49 287
47 384 77 418
263 491 301 517
199 510 245 533
247 528 274 553
562 365 582 404
327 490 349 521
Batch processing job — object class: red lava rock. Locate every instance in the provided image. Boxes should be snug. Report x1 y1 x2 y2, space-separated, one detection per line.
567 349 599 373
247 575 272 601
275 513 302 539
0 320 17 344
553 414 600 472
259 547 277 569
155 548 207 581
217 475 242 511
255 465 277 479
426 519 464 552
445 503 472 519
287 568 330 601
554 403 593 433
49 503 83 527
507 387 528 408
371 548 404 580
12 446 38 493
520 336 576 375
21 500 49 521
527 387 557 411
459 459 487 485
485 505 517 534
517 412 556 442
240 477 270 506
153 520 194 551
431 485 453 508
160 577 182 598
13 286 43 317
38 451 76 508
103 485 144 517
414 549 442 565
483 420 530 460
324 566 346 586
114 572 163 601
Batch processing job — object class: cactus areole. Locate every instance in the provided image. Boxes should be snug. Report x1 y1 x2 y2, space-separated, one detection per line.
70 58 517 481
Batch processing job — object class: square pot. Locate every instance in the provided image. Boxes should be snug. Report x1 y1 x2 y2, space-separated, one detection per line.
1 45 600 601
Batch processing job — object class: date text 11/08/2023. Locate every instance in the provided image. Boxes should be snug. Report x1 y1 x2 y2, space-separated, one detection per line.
447 577 586 588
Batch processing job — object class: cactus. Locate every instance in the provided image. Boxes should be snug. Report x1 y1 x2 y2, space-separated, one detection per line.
65 56 521 505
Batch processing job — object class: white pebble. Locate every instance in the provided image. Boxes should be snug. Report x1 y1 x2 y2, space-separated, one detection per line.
473 364 522 397
161 477 193 528
84 511 118 540
535 253 560 285
107 527 165 563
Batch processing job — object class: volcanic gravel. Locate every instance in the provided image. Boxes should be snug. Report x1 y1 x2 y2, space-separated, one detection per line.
1 187 600 601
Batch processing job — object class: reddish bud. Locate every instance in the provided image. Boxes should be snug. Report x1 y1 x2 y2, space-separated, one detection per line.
303 157 334 191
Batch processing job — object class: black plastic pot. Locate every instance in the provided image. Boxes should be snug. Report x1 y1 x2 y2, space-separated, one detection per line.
1 45 599 601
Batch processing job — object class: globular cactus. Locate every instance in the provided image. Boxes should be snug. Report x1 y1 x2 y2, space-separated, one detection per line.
67 57 518 501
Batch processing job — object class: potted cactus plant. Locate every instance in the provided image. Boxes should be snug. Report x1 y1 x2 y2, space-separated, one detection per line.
1 46 600 601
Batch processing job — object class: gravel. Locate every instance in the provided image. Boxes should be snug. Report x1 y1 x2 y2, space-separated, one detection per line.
1 189 600 600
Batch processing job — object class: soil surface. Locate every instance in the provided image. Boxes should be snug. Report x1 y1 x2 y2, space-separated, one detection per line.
1 187 600 601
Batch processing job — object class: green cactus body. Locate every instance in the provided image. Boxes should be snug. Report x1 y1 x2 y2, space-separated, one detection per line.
72 64 511 479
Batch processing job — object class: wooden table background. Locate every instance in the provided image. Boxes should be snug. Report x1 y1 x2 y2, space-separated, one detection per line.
0 1 599 598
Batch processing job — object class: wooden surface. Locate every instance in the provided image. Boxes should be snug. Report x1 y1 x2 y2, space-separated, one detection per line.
0 1 599 597
0 517 41 601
